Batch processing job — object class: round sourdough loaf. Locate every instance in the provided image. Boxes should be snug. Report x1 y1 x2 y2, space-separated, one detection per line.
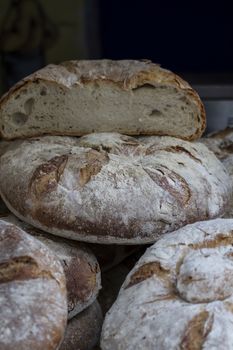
0 133 231 244
0 59 205 141
101 218 233 350
0 213 101 319
201 127 233 179
201 128 233 218
0 219 67 350
0 196 139 271
60 301 103 350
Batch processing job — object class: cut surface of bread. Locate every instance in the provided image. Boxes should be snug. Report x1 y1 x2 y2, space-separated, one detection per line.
0 60 205 140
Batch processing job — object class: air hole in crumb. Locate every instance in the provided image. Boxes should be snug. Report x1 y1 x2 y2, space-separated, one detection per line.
24 98 35 115
11 112 29 126
149 109 162 117
132 83 154 91
40 87 47 96
179 96 187 102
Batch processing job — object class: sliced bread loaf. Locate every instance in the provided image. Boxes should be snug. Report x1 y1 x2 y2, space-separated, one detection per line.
0 60 205 140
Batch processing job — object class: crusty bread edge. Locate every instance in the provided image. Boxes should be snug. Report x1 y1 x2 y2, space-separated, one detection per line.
0 61 206 141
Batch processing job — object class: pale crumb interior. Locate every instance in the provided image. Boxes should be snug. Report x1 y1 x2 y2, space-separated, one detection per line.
0 82 200 138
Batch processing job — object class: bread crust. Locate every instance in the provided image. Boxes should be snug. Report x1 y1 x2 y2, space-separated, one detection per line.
0 133 230 244
101 218 233 350
0 60 205 140
0 212 101 318
0 197 140 270
0 219 67 350
201 128 233 218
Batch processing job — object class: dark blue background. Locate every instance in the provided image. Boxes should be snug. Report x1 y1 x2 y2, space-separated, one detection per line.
99 0 233 73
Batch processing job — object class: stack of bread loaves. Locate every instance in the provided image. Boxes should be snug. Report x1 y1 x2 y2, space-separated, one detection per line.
0 59 232 349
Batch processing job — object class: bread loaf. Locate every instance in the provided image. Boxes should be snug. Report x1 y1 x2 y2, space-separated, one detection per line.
101 218 233 350
201 128 233 218
0 60 205 140
60 301 103 350
0 196 140 272
201 127 233 177
0 133 230 244
0 219 67 350
0 212 101 319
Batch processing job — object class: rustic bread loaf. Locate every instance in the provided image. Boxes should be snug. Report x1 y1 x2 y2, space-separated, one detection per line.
0 196 138 271
0 59 205 140
0 133 231 244
0 212 101 319
101 218 233 350
60 301 103 350
201 128 233 218
201 128 233 180
0 219 67 350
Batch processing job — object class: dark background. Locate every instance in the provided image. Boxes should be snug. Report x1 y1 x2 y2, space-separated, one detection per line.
98 0 233 80
1 0 233 92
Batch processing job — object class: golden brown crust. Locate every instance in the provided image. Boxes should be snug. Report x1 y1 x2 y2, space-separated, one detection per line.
30 155 68 198
125 262 170 289
180 311 211 350
207 127 233 140
0 256 53 284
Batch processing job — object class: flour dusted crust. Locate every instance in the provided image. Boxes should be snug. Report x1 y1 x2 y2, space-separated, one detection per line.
101 218 233 350
0 133 231 244
0 59 205 140
201 128 233 218
0 197 138 271
0 212 101 318
201 127 233 160
0 220 67 350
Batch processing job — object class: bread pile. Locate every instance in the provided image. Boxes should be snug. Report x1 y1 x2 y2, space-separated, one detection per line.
0 59 232 349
